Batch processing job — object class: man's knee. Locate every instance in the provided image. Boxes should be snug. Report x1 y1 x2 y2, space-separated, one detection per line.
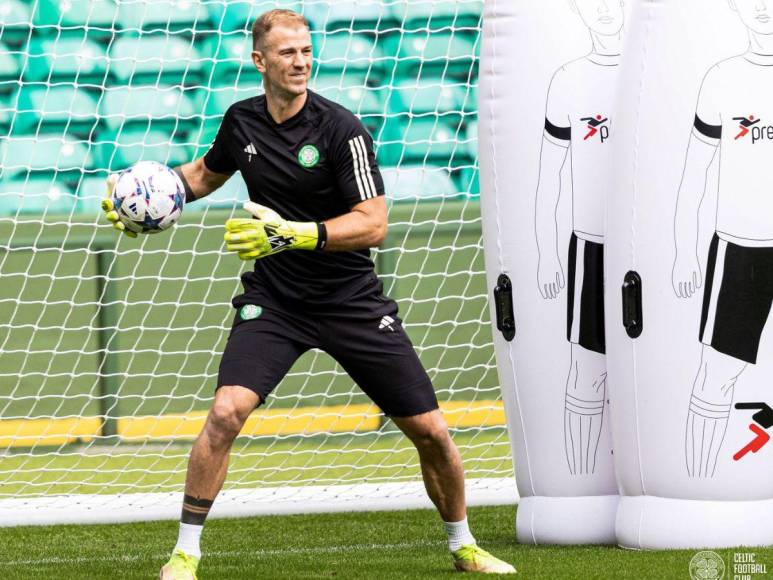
205 388 256 445
398 411 452 451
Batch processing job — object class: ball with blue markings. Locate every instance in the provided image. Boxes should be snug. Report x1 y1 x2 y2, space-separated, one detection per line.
111 161 185 235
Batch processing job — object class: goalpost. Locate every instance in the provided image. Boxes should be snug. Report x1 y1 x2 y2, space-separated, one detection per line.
0 0 515 526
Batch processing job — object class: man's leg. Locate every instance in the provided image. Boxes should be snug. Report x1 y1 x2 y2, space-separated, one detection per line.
392 410 515 574
564 344 606 475
392 409 466 522
685 345 746 478
161 385 258 578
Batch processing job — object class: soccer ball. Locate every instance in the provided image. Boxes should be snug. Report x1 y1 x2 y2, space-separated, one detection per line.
111 161 185 234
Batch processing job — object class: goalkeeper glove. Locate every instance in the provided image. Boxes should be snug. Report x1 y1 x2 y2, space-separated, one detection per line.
224 201 326 260
100 173 137 238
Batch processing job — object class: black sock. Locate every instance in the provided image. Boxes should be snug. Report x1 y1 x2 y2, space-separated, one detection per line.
181 494 214 525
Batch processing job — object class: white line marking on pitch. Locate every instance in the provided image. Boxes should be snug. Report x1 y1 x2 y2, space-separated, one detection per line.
0 540 446 567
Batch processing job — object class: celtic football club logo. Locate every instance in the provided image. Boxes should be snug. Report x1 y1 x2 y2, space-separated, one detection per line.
297 144 320 168
239 304 262 321
689 551 725 580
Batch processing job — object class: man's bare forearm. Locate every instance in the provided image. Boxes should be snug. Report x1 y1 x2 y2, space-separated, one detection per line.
174 158 231 202
323 197 388 252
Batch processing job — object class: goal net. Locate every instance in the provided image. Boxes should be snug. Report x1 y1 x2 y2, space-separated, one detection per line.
0 0 515 526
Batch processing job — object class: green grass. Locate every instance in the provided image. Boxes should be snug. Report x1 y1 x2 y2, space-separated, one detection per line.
1 505 769 579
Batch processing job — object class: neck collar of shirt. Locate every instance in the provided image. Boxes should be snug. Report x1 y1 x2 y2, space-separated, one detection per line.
587 52 620 66
261 91 311 128
745 52 773 66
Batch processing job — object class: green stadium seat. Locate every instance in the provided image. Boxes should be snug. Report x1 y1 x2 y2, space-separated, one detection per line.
199 32 253 86
305 1 394 32
108 34 204 85
377 115 467 166
310 72 384 115
74 174 109 214
0 0 31 45
32 0 120 33
118 0 213 33
0 174 77 215
0 136 93 179
191 172 249 211
390 1 482 30
209 1 303 32
200 79 263 118
456 165 479 197
99 85 198 133
315 33 384 74
96 128 193 171
387 79 467 116
380 165 458 201
23 37 109 83
393 31 478 76
13 85 99 136
0 41 19 80
0 91 13 131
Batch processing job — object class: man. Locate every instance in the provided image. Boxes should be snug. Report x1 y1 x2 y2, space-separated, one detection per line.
534 0 625 475
102 9 515 578
673 0 773 478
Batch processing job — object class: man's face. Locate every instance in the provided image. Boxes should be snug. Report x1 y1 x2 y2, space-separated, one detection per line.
252 25 312 97
572 0 625 36
730 0 773 35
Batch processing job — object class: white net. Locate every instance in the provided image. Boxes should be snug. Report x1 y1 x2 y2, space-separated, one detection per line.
0 0 514 525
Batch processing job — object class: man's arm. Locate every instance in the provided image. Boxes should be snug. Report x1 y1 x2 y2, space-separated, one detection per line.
174 157 232 202
323 196 387 251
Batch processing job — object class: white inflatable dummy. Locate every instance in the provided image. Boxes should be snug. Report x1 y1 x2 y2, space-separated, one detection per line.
607 0 773 549
479 0 625 544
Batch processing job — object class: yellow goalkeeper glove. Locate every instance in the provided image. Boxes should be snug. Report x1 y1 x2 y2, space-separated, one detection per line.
100 173 137 238
224 201 326 260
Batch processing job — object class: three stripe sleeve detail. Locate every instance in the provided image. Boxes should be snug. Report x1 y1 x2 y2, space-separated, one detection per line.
348 135 377 201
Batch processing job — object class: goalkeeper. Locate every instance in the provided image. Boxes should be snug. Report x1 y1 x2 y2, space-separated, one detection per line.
104 9 515 578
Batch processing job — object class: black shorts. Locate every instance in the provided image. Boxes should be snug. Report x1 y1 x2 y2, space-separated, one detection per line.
700 234 773 364
566 233 605 354
217 289 438 418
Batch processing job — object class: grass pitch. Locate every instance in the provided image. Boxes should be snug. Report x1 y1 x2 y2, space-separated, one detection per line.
1 505 767 579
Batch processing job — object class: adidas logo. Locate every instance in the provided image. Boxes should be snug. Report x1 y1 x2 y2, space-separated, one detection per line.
244 142 257 162
379 315 395 332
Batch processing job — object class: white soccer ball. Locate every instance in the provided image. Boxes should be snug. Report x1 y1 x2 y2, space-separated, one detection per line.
111 161 185 234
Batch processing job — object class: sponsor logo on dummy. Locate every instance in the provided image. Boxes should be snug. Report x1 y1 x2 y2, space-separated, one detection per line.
732 402 772 461
732 115 773 143
581 114 609 142
240 304 262 321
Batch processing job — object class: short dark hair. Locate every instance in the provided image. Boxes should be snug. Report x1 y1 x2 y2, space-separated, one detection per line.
251 9 310 51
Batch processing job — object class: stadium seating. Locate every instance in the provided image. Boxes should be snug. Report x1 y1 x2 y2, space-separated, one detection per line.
13 85 99 136
304 1 393 32
192 172 250 210
117 0 214 34
96 128 192 171
390 1 482 30
0 0 483 214
108 34 204 85
209 1 304 32
31 0 120 38
0 135 92 179
380 165 458 201
0 175 77 215
23 37 109 84
0 42 19 81
0 0 31 45
99 85 198 133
